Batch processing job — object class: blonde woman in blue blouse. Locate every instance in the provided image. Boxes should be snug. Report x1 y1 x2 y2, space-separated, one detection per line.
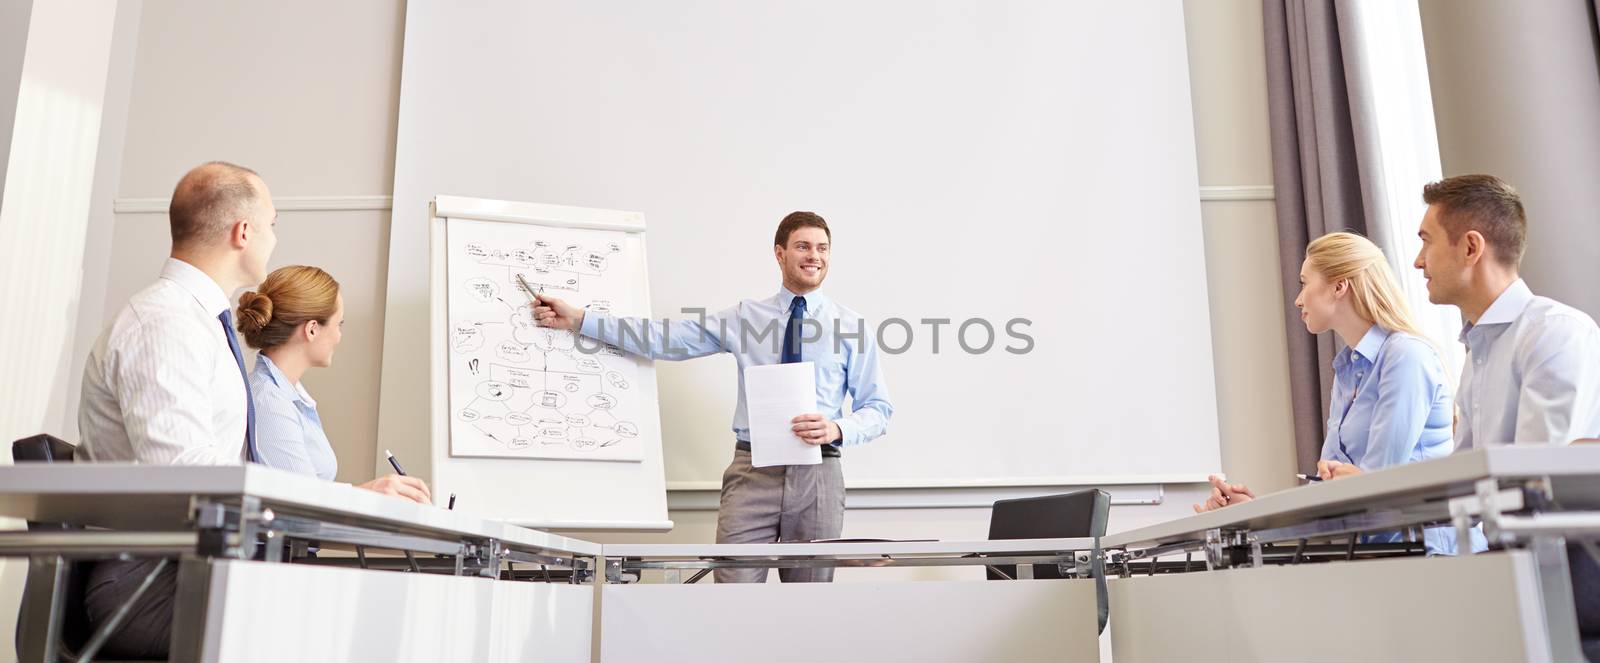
237 266 430 503
1194 232 1476 554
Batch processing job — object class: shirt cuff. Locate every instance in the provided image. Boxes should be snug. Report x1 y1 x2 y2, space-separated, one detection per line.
579 310 610 340
834 417 858 446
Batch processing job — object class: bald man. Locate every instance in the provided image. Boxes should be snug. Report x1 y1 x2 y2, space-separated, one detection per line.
80 161 279 467
76 162 427 658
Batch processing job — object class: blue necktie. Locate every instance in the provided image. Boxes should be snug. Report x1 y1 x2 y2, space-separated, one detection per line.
781 296 807 364
218 310 260 463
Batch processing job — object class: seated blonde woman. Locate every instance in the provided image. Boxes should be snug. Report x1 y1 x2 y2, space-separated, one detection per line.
237 265 430 503
1194 232 1472 554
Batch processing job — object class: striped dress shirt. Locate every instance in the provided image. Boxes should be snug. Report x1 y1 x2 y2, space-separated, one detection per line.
78 258 249 464
1455 279 1600 449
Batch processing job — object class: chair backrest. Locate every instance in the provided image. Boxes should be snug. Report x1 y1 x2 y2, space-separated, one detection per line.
11 433 77 462
987 488 1112 635
1568 541 1600 653
986 488 1109 580
11 434 95 659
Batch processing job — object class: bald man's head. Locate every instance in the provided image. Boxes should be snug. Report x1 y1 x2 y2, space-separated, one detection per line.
168 161 264 249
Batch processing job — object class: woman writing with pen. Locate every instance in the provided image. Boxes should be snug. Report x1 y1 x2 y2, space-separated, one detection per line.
237 265 431 503
1192 233 1471 554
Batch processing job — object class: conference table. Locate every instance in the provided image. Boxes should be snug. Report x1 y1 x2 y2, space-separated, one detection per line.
0 464 599 662
1100 445 1600 662
3 446 1597 662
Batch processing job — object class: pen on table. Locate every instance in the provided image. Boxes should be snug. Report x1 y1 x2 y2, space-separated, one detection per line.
1296 473 1323 483
385 449 406 476
448 493 456 510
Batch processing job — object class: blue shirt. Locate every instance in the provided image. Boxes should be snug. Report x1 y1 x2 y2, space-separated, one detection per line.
1321 326 1453 471
578 286 893 447
1320 326 1471 555
249 354 338 480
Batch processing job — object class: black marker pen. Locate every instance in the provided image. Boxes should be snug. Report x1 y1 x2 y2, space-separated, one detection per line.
385 449 407 476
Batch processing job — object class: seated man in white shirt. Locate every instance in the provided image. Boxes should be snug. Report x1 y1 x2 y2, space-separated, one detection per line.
1413 174 1600 654
76 161 430 658
1411 174 1600 449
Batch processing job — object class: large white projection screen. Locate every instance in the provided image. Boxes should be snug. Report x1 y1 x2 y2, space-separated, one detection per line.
384 0 1221 489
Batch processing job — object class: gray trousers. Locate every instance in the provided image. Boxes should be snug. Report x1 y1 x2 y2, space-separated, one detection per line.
82 558 178 659
714 449 845 583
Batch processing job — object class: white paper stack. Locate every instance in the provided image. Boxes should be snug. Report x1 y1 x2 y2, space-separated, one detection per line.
743 362 820 468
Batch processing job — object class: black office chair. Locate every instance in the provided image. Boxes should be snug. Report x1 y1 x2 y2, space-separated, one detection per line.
11 434 102 662
1568 541 1600 661
13 435 171 662
12 433 77 462
986 489 1111 634
986 489 1110 579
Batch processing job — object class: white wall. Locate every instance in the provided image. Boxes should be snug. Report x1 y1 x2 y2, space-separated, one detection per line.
1184 0 1296 497
59 0 1293 575
0 0 33 207
0 1 131 660
58 0 143 446
1418 0 1600 321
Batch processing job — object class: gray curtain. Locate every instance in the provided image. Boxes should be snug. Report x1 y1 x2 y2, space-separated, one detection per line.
1263 0 1371 472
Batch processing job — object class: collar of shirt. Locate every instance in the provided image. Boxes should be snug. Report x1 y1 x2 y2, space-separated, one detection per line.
1460 278 1534 342
777 285 829 312
254 354 316 408
160 258 232 317
1334 325 1391 374
1353 324 1389 363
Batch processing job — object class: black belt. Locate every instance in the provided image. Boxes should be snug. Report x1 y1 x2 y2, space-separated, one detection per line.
735 440 840 458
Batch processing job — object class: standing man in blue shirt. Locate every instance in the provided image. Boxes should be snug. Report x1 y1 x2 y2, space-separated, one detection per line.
533 211 893 583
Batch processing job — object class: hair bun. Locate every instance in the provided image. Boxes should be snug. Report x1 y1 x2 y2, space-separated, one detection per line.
236 291 274 333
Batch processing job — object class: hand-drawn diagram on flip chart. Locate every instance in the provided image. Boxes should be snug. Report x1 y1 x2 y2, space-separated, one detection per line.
446 217 645 462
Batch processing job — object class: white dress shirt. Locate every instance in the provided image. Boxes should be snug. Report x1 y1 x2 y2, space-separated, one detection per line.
1455 279 1600 449
79 258 249 464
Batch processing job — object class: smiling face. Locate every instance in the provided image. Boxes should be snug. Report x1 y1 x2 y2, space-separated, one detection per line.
775 226 830 294
1293 257 1341 334
1414 203 1469 306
